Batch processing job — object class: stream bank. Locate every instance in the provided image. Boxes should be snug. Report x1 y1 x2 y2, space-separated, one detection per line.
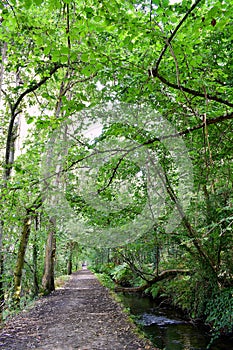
119 293 233 350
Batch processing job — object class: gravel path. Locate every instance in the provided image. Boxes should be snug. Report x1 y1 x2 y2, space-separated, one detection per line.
0 269 157 350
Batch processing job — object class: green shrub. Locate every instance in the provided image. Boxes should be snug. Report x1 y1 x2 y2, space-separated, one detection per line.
95 272 115 289
205 288 233 339
91 262 115 275
111 263 135 286
146 284 161 299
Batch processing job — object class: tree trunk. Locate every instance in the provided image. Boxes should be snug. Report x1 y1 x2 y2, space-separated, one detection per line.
0 222 4 322
41 70 71 293
33 216 39 296
67 255 72 275
13 212 31 306
67 242 73 275
42 217 56 294
0 54 59 318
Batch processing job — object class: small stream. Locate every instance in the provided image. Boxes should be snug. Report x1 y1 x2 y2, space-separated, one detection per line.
120 293 233 350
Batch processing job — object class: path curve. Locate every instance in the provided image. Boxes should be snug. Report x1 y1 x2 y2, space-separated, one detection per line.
0 269 157 350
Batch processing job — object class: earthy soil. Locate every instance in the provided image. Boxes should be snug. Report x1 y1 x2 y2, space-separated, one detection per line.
0 269 157 350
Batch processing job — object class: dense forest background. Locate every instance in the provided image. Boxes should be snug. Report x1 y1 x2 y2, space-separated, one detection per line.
0 0 232 342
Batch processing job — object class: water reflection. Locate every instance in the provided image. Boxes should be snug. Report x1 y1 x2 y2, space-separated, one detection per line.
120 293 233 350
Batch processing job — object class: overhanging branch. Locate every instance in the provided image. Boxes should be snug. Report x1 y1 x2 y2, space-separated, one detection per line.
143 111 233 145
152 73 233 108
115 269 190 292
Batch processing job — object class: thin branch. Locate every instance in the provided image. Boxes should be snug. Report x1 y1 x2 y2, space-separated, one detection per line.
1 88 13 109
149 0 153 24
66 3 71 64
155 22 181 87
4 64 62 179
4 111 232 194
204 217 233 238
97 155 125 194
154 73 233 108
154 0 203 73
161 111 233 139
155 21 201 120
42 111 233 192
0 42 7 102
4 0 20 28
140 112 233 150
118 250 152 282
62 72 98 95
11 64 62 116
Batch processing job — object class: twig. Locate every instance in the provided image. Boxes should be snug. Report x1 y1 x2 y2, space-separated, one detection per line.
154 0 203 73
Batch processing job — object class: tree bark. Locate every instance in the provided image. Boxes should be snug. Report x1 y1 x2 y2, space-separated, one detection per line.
0 60 60 317
13 196 42 306
33 216 39 296
41 68 71 294
42 217 56 294
13 211 32 306
0 222 4 322
67 254 72 275
67 242 73 275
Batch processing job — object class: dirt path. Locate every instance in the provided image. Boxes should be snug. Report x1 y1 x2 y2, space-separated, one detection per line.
0 269 157 349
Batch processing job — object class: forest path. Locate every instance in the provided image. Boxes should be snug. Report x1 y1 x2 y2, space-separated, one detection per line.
0 268 156 350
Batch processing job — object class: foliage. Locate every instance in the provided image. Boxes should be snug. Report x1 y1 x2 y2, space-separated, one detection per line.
94 272 115 290
110 263 137 286
0 0 232 342
205 288 233 339
145 284 161 299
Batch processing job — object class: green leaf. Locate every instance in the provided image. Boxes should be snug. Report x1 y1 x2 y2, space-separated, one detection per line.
81 53 89 62
27 117 34 124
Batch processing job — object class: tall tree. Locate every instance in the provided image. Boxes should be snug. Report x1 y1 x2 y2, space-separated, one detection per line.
0 0 232 337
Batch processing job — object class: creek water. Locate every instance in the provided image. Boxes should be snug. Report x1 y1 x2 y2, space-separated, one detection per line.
119 293 233 350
